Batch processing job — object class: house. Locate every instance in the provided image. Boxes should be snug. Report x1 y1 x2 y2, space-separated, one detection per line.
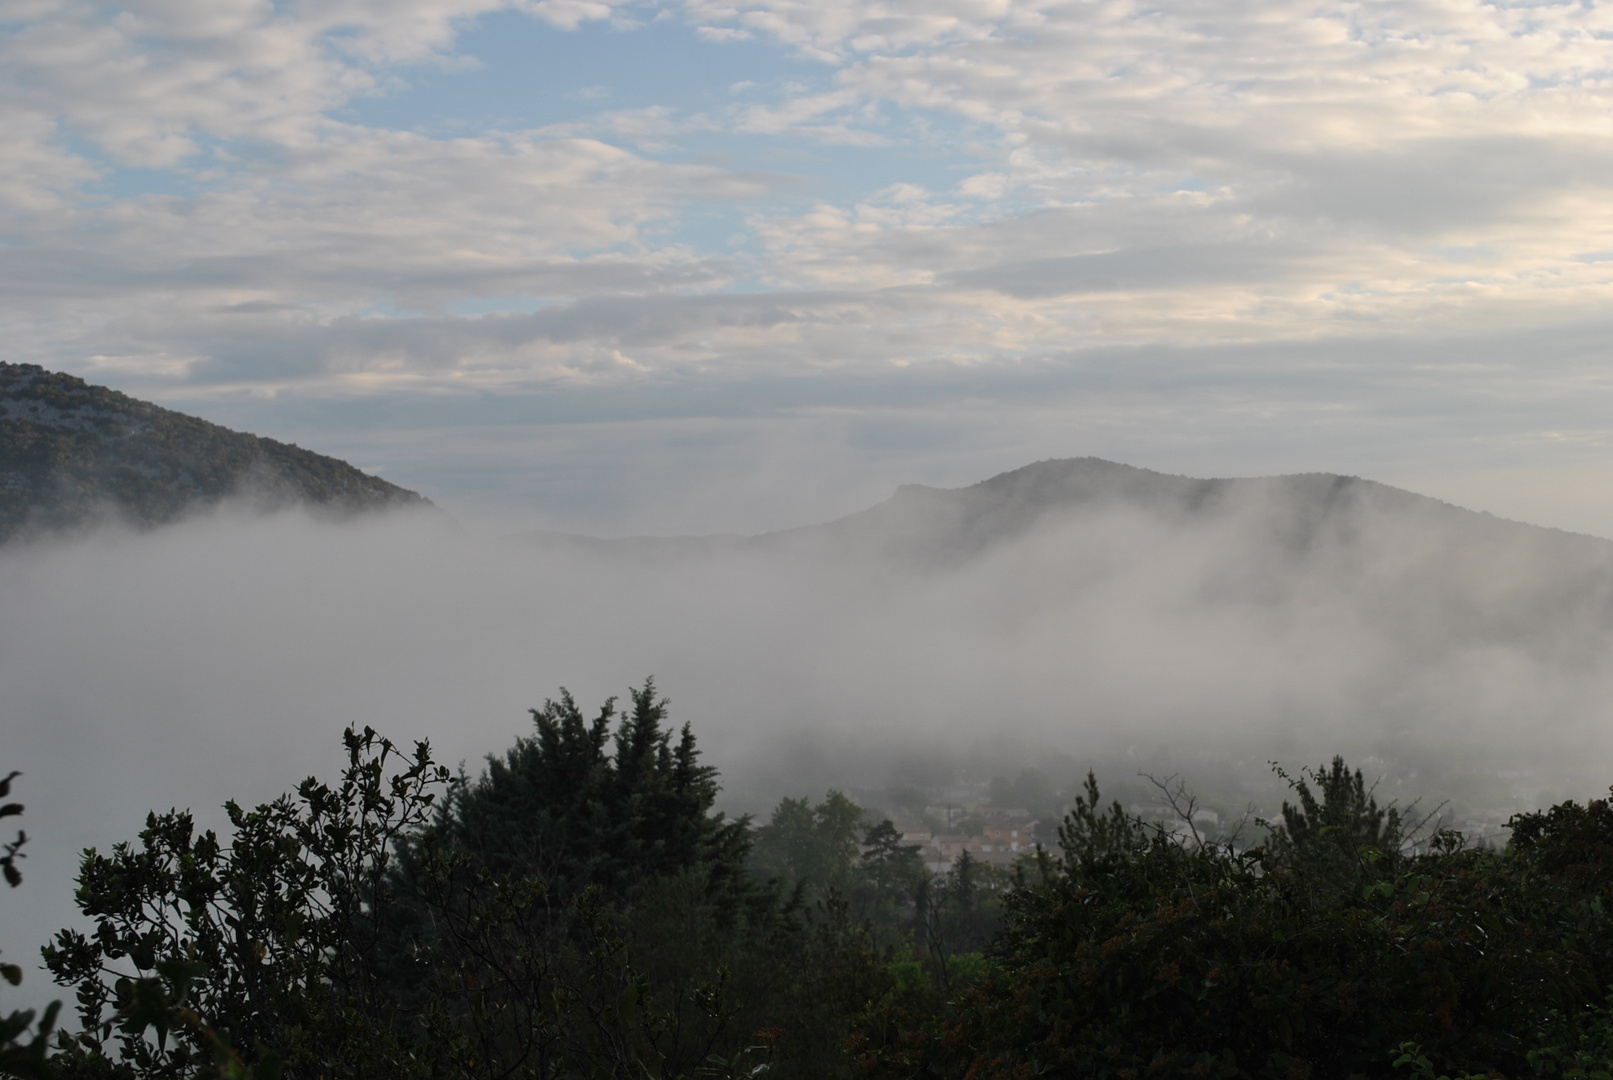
972 845 1024 868
896 824 933 845
980 818 1038 853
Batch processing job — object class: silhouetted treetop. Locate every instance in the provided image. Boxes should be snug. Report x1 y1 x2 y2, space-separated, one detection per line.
442 679 752 906
1267 754 1405 871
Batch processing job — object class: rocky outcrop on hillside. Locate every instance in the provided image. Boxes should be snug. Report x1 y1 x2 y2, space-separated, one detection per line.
0 364 431 541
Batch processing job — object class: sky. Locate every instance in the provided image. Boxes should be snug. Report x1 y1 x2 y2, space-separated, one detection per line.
7 0 1613 535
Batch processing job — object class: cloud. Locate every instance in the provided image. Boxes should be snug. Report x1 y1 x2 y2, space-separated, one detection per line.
7 479 1613 973
522 0 623 30
6 0 1613 537
943 242 1303 299
696 24 752 41
9 0 1613 369
686 0 1613 323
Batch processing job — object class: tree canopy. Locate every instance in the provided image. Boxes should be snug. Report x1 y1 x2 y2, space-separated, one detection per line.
14 701 1613 1080
440 679 752 911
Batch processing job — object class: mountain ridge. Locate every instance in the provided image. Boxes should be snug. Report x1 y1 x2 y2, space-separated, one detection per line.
0 363 432 542
516 456 1613 566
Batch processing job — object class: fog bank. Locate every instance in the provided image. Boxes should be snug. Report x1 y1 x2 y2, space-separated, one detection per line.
6 466 1613 970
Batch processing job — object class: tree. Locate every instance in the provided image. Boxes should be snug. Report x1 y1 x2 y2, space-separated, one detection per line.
1266 755 1406 874
39 720 748 1080
858 821 923 908
853 767 1613 1080
30 689 911 1080
748 791 865 899
42 727 455 1078
440 680 752 914
1 771 60 1080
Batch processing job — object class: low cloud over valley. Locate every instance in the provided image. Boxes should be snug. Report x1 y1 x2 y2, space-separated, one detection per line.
6 459 1613 967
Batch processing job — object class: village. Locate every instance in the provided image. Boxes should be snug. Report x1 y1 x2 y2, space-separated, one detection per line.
876 784 1517 874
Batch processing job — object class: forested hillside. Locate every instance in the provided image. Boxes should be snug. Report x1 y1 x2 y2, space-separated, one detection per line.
0 364 430 542
5 685 1613 1079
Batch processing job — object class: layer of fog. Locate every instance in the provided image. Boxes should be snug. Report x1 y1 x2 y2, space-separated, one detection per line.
5 478 1613 973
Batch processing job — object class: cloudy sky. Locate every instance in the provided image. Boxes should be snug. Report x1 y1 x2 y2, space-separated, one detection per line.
7 0 1613 534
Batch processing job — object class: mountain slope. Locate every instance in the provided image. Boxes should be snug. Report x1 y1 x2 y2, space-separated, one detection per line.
770 456 1607 563
519 457 1613 668
801 458 1613 640
529 456 1610 569
0 364 430 541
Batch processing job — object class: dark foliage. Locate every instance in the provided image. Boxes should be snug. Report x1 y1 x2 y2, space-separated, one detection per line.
1266 756 1406 877
32 687 895 1080
749 791 865 900
852 771 1613 1080
41 727 453 1078
2 772 61 1080
437 680 752 912
24 704 1613 1080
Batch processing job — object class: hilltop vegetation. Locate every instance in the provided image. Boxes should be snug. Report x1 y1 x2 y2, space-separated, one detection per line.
4 686 1613 1079
0 364 429 542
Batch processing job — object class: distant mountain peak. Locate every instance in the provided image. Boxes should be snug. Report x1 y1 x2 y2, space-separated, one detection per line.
0 363 431 542
741 455 1593 570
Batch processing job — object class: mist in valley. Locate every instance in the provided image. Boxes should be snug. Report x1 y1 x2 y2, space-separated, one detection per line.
5 459 1613 971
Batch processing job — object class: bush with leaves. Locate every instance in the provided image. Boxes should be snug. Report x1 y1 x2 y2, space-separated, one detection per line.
70 682 1613 1080
748 792 866 903
2 771 61 1080
910 851 1006 992
437 680 753 915
391 681 826 1078
1266 756 1408 884
38 724 754 1080
853 767 1613 1080
37 687 902 1080
41 727 454 1078
856 822 925 926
